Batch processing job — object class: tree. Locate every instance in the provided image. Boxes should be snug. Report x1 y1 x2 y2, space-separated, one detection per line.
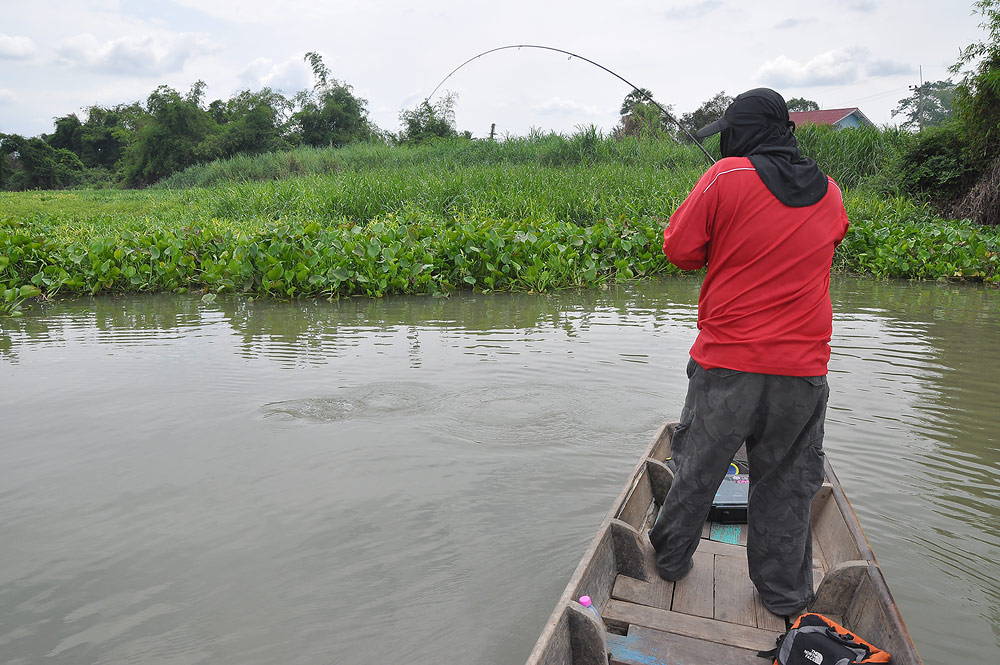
613 89 676 139
891 80 957 130
293 87 371 147
619 88 656 116
200 88 291 159
951 0 1000 160
79 104 137 170
680 91 733 142
46 114 84 155
895 1 1000 225
290 52 374 148
43 106 136 174
119 83 217 187
950 0 1000 224
787 97 820 112
398 93 459 144
0 133 84 190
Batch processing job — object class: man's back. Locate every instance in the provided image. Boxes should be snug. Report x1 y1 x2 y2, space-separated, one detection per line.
663 156 849 376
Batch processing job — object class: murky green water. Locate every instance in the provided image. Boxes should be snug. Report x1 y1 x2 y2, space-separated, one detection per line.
1 277 997 664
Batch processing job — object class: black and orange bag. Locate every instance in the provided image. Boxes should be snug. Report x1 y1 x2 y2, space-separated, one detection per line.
758 613 892 665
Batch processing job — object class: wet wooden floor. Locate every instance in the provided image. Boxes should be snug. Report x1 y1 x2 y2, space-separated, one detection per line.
601 520 831 665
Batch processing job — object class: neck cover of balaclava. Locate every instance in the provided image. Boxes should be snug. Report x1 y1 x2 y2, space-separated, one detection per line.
699 88 828 207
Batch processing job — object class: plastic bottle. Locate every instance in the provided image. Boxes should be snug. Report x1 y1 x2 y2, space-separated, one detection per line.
578 595 601 621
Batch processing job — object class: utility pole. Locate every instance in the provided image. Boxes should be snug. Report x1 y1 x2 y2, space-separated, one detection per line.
910 65 925 132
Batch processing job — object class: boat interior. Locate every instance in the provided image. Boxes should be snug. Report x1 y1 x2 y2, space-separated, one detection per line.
525 423 922 665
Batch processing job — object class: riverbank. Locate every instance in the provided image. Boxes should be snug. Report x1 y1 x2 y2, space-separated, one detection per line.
2 135 997 316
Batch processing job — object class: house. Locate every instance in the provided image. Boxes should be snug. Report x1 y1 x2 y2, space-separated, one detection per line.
788 108 874 129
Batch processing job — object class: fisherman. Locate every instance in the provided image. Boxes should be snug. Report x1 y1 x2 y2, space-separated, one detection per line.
648 88 849 616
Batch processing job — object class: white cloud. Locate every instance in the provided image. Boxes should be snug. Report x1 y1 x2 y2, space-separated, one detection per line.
238 56 313 95
868 58 912 77
170 0 348 25
774 18 814 30
55 32 217 76
0 33 38 59
664 0 725 20
398 90 427 110
0 89 16 104
532 97 603 117
756 49 864 87
841 0 877 12
756 48 916 88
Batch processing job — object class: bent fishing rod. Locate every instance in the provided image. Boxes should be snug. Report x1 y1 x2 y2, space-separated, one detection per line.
427 44 716 166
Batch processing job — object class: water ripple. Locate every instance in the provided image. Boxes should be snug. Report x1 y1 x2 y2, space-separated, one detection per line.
1 279 998 664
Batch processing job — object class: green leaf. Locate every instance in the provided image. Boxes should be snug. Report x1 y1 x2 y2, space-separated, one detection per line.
19 285 41 298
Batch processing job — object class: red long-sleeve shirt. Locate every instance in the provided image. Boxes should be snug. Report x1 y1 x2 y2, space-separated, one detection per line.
663 157 849 376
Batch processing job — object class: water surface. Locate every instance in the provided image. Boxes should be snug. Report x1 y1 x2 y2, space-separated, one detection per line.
1 277 997 664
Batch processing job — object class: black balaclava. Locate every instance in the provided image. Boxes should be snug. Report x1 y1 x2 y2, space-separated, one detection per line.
696 88 828 207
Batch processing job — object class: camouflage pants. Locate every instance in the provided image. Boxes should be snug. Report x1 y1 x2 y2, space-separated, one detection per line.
649 358 829 615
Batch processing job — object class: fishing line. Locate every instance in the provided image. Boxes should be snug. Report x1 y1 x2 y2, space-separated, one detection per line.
428 44 716 165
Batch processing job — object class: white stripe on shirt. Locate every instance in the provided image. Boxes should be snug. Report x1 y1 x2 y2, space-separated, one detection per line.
702 167 757 193
703 168 843 197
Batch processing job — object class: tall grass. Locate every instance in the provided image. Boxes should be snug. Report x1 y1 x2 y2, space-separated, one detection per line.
199 163 699 226
156 124 911 196
794 124 912 191
151 125 911 228
156 129 708 190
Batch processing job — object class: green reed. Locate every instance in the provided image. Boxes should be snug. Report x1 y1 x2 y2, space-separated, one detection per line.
155 132 707 190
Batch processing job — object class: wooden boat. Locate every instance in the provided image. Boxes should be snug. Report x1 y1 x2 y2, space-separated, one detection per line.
525 422 923 665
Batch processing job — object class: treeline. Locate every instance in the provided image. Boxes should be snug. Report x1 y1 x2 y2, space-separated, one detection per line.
0 52 463 191
897 0 1000 226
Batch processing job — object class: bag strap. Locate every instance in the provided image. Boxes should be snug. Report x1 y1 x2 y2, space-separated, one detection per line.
756 632 784 662
756 629 784 662
822 626 874 658
756 646 778 661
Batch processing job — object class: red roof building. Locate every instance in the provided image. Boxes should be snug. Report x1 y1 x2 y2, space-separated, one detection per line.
789 108 874 129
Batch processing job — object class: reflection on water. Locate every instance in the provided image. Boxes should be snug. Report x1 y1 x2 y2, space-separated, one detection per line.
0 276 997 664
827 280 1000 656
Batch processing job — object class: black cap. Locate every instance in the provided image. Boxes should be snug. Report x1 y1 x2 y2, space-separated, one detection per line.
695 88 791 138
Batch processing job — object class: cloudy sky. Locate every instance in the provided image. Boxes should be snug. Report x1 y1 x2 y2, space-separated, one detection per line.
0 0 985 139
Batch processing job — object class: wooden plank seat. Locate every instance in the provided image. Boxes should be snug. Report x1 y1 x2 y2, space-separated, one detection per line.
602 600 781 652
607 626 763 665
